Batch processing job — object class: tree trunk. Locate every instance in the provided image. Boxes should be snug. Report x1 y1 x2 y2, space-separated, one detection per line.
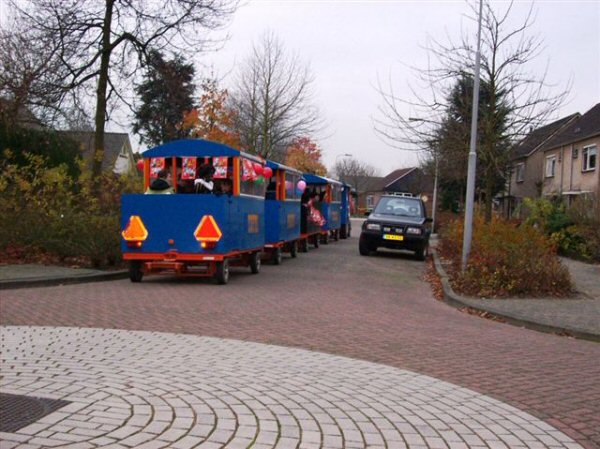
484 166 494 222
92 0 115 182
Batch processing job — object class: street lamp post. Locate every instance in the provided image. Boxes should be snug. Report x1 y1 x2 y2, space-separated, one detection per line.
335 153 352 181
462 0 484 271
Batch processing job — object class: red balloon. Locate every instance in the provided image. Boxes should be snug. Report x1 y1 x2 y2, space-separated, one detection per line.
263 166 273 179
136 159 144 171
253 162 264 176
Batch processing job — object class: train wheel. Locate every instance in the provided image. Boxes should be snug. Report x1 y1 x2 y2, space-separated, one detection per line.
340 226 347 239
347 224 352 238
333 230 339 241
313 234 320 248
300 239 308 253
129 261 144 283
250 252 261 274
290 241 298 258
322 233 329 244
273 247 283 265
215 260 229 284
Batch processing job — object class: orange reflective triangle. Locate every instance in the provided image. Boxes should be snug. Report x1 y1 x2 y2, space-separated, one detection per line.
194 215 222 242
122 215 148 241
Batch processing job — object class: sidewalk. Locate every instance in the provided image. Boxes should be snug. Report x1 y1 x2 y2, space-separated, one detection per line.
0 264 128 289
431 248 600 342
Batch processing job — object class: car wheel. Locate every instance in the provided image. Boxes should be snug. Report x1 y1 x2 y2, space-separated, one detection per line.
215 259 229 285
359 238 371 256
250 252 261 274
129 261 143 283
273 247 283 265
415 244 429 261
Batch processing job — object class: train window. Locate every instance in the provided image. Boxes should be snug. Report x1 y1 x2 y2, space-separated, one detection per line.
285 172 301 200
240 158 267 197
331 184 342 202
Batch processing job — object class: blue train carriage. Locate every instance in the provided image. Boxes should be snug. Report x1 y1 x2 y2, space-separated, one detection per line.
263 161 303 263
120 139 267 285
302 173 343 245
340 182 356 239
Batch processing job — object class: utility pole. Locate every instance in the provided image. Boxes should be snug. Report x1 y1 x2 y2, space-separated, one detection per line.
462 0 484 271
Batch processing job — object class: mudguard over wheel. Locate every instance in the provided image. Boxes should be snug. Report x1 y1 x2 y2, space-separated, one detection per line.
215 259 229 284
129 261 144 283
250 252 261 274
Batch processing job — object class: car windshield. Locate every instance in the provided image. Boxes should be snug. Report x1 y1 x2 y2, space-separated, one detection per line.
373 197 423 217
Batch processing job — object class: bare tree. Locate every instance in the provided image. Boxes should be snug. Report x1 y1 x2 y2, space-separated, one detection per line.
230 32 322 160
333 157 380 194
374 1 568 221
9 0 237 181
0 22 74 127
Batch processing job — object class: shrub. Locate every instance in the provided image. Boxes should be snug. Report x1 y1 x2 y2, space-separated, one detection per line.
523 195 600 262
438 216 573 298
0 150 140 267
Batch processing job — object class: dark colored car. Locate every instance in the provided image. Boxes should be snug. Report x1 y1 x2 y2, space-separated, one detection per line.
359 194 432 260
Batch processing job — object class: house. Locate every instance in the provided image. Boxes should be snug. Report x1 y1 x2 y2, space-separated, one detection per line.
356 167 434 215
57 131 136 175
540 103 600 205
506 113 580 217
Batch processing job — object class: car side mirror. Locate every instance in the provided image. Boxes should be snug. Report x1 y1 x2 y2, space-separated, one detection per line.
364 211 370 217
425 217 433 223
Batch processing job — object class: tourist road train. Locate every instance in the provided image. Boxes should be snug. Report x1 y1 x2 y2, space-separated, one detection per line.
120 139 354 284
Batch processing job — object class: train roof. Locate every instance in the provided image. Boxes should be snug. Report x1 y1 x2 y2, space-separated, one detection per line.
142 139 264 163
265 160 303 176
303 173 342 186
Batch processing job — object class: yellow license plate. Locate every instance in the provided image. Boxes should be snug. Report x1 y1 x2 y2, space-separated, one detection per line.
383 234 403 241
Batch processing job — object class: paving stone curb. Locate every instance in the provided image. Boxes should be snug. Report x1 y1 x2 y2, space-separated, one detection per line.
431 249 600 343
0 270 129 290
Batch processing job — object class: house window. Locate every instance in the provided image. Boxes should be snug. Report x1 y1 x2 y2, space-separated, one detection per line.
366 195 374 209
515 163 525 183
545 155 556 178
582 145 597 172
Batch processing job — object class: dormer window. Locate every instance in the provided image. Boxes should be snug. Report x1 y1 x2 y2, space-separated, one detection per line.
582 145 597 172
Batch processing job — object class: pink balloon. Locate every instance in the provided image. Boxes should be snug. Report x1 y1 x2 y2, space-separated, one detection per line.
263 166 273 179
297 180 306 191
253 162 263 176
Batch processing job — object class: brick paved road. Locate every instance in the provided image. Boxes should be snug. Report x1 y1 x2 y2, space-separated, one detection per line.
2 237 599 448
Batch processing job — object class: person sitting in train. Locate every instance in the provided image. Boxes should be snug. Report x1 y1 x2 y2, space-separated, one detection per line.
194 164 215 193
145 169 174 194
265 181 277 200
216 178 233 195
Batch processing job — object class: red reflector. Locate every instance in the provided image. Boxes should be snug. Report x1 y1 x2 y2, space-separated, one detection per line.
127 241 143 248
194 215 222 242
122 216 148 241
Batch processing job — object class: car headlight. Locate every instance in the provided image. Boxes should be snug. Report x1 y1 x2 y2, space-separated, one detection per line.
366 222 381 231
406 227 422 235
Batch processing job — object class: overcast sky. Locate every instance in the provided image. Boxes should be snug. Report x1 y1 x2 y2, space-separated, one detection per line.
200 0 599 176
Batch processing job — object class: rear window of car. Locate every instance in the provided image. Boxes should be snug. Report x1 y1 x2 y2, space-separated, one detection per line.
374 197 423 217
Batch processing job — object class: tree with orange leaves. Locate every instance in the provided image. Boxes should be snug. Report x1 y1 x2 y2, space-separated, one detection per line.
181 78 241 148
285 137 327 176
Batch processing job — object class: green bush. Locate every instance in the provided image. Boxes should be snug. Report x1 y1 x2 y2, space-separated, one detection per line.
0 150 140 267
523 196 600 262
438 216 573 298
